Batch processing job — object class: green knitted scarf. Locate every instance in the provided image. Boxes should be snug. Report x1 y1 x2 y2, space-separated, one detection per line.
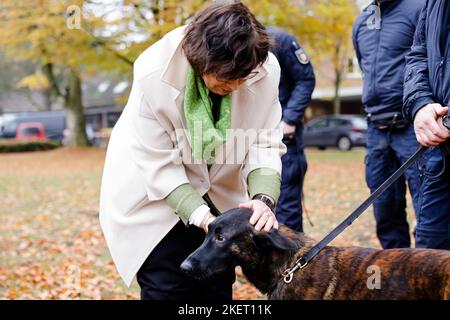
184 66 231 164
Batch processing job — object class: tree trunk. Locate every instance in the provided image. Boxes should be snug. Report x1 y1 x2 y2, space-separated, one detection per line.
65 70 89 147
42 89 52 111
333 69 342 115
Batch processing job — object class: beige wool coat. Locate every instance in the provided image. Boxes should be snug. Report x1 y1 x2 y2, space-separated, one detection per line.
99 26 286 286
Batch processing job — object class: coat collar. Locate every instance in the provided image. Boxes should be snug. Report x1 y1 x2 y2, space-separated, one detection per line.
158 26 270 180
160 41 190 92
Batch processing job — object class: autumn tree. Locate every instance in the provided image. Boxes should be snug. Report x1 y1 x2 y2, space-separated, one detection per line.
243 0 303 30
2 1 84 145
245 0 359 115
0 0 205 146
299 0 359 115
0 0 357 142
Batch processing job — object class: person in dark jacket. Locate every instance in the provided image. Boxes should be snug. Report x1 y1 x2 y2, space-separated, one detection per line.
266 26 316 232
403 0 450 250
353 0 425 249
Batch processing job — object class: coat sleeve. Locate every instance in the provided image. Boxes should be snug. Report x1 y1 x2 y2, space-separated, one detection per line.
127 82 191 202
403 1 436 122
280 36 316 125
241 62 286 181
352 17 363 72
241 97 286 181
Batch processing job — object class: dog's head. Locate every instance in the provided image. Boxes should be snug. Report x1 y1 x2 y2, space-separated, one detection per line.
180 207 298 280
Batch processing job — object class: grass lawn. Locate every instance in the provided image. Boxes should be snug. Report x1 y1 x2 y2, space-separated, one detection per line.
0 147 416 299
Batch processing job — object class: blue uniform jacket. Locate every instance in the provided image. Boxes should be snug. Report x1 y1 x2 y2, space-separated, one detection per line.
353 0 425 116
266 26 315 149
403 0 450 121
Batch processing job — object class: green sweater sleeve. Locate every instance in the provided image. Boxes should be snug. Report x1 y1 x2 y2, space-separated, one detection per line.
247 168 281 205
165 183 207 226
166 169 280 224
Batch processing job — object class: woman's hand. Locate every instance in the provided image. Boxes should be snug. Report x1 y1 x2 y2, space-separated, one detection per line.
238 200 278 232
200 212 216 234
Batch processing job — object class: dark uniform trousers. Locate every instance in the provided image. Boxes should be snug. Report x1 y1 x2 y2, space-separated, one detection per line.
365 123 421 249
402 0 450 250
415 143 450 250
276 138 307 232
136 220 235 300
266 27 315 233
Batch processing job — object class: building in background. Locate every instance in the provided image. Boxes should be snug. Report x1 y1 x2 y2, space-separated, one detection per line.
306 56 363 121
1 1 371 127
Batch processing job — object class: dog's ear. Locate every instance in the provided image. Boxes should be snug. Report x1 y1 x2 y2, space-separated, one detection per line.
252 230 298 251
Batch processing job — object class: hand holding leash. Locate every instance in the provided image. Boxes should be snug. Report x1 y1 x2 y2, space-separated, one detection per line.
443 115 450 131
413 104 450 147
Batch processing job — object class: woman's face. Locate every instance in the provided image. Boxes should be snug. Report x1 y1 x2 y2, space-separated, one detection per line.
201 74 246 96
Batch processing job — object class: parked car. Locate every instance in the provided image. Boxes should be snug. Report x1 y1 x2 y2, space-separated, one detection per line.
303 115 367 151
16 122 47 141
0 107 121 144
0 110 65 142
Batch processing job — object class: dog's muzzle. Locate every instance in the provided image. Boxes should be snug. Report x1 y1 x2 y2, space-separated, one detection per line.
180 259 195 275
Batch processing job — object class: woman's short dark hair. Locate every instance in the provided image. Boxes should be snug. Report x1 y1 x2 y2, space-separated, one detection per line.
181 1 270 81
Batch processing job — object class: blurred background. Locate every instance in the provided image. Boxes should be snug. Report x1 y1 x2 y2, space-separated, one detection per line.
0 0 372 147
1 0 415 300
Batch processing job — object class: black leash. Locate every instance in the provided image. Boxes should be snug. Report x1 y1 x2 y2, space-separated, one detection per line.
282 145 427 283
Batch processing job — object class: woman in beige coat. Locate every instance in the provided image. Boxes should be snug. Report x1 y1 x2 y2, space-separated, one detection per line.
99 1 286 300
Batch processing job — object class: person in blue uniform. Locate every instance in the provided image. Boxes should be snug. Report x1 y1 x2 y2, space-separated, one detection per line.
403 0 450 250
352 0 425 249
266 26 316 232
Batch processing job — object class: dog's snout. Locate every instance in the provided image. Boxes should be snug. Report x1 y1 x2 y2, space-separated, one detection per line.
180 259 194 274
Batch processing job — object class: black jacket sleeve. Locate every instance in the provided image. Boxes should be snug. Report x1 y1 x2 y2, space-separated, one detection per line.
352 16 363 72
403 0 436 122
280 37 316 125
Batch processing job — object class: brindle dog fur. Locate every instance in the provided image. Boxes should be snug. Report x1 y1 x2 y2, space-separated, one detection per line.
181 208 450 300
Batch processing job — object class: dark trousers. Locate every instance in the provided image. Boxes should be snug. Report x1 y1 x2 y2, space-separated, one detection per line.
415 146 450 249
365 123 421 249
276 141 308 232
136 220 235 300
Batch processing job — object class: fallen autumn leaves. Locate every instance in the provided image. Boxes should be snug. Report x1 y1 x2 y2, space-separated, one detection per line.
0 147 415 300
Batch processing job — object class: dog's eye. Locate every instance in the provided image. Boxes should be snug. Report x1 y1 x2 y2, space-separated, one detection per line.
215 233 225 242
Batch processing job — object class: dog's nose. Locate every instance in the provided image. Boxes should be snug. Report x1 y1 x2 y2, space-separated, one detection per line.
180 259 193 274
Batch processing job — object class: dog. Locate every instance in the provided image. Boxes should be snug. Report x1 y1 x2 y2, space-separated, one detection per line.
181 208 450 300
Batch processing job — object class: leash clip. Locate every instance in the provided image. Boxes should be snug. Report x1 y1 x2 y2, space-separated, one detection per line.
282 258 308 284
443 115 450 131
